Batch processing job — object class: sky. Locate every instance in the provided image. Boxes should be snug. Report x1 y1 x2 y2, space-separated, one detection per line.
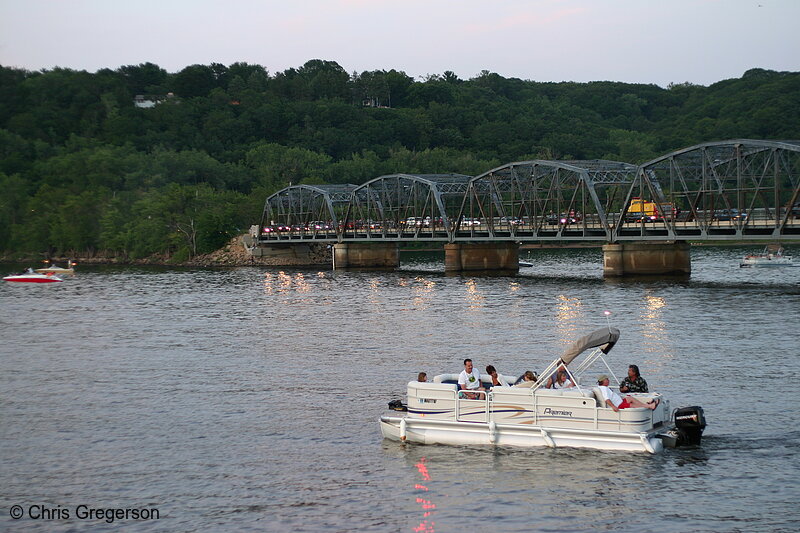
1 0 798 87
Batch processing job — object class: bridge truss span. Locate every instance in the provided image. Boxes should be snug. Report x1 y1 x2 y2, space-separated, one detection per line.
341 173 472 241
614 139 800 241
454 159 637 241
259 184 357 241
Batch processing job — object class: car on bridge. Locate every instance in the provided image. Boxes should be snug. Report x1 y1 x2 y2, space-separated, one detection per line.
714 209 747 221
546 211 582 225
261 224 292 234
307 221 332 230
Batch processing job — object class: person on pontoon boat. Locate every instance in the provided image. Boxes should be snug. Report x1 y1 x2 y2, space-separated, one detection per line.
546 364 570 388
417 372 427 383
458 359 485 399
552 369 575 389
485 365 509 388
619 364 649 393
597 375 659 412
513 371 538 388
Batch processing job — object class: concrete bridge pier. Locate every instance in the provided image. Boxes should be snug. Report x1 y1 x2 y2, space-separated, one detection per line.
250 242 330 264
333 242 400 269
603 241 691 276
444 242 520 272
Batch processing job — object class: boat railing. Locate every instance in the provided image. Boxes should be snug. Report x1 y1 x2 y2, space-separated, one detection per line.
570 349 620 387
434 378 655 431
531 348 622 395
437 382 659 431
455 390 490 422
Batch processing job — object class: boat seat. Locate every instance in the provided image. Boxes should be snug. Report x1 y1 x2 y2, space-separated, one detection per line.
410 381 458 391
561 389 595 399
592 387 607 408
534 389 563 396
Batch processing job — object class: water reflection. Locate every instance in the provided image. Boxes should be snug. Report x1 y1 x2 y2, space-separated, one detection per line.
262 271 274 294
413 457 436 533
391 444 660 531
463 279 485 310
261 270 295 294
411 276 436 311
554 293 583 341
367 278 383 307
294 272 310 293
639 291 672 367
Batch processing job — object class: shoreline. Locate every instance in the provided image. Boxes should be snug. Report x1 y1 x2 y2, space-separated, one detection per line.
0 238 778 268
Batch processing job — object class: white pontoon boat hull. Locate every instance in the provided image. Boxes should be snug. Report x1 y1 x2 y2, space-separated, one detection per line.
35 267 74 274
740 257 794 267
740 246 794 267
380 415 664 454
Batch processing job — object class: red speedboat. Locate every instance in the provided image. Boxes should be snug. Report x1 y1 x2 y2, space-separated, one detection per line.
3 268 63 283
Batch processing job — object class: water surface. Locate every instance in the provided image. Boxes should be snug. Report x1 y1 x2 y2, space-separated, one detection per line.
1 246 799 532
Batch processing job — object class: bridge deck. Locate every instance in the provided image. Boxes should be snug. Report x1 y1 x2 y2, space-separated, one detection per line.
258 217 800 244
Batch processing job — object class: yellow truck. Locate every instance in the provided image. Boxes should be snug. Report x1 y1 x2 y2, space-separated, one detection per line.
625 197 675 222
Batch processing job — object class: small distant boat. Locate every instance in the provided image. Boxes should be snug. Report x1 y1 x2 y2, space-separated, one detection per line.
519 260 534 267
35 260 75 275
3 268 63 283
740 245 794 268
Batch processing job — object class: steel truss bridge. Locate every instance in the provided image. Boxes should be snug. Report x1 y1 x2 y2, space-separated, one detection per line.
258 140 800 245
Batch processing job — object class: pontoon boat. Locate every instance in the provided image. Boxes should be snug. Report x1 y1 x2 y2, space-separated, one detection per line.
35 260 75 274
740 245 793 267
380 327 706 454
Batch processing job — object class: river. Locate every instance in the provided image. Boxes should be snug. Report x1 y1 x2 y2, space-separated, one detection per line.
1 245 799 532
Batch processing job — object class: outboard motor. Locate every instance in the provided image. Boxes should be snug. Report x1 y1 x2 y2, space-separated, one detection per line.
673 406 706 446
388 399 407 412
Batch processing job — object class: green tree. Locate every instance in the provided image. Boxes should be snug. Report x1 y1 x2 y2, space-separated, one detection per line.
173 64 217 98
245 142 331 191
117 62 168 94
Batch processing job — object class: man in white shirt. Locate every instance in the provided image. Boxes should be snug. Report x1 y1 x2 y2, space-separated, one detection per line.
597 375 659 412
458 359 485 399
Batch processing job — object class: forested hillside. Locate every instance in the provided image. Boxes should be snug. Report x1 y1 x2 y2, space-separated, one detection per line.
1 60 798 259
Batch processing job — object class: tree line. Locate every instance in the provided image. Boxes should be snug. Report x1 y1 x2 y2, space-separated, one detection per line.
1 59 798 259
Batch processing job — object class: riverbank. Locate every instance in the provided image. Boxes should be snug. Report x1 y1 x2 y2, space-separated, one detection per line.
0 235 324 268
1 237 600 267
0 237 783 268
